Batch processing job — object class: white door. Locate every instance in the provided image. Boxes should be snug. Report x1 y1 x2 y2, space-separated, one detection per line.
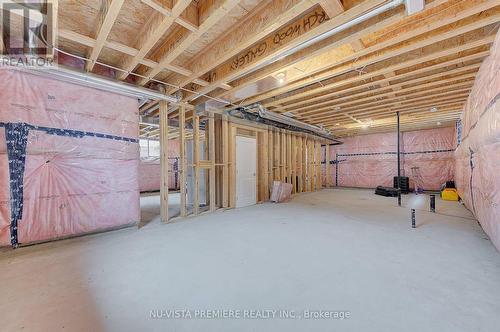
236 136 257 208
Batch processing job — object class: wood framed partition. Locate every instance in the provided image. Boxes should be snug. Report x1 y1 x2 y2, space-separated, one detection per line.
159 100 169 222
159 107 330 221
220 117 328 208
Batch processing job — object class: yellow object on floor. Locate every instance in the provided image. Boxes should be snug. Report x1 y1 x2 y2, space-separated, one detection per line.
442 188 459 201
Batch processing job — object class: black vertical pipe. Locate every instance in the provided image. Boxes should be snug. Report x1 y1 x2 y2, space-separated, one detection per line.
430 194 436 213
411 209 416 228
397 111 401 206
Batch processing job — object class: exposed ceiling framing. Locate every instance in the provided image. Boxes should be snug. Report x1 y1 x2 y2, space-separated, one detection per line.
6 0 498 138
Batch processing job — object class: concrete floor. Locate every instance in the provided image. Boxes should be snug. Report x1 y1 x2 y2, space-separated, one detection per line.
141 192 210 225
1 189 499 332
140 192 181 226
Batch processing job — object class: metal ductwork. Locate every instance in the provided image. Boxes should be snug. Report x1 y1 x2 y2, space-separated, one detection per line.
14 65 178 102
405 0 425 15
224 103 342 144
226 0 406 84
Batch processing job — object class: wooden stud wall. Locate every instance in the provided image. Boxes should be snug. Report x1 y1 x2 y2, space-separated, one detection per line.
159 100 169 222
325 144 331 188
193 114 200 215
208 114 216 212
179 105 187 217
217 118 327 208
158 105 329 221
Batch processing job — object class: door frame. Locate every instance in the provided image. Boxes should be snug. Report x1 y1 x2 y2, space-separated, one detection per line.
235 135 257 208
228 122 268 208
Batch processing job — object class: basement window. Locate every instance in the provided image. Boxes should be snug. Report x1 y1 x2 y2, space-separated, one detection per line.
139 139 160 158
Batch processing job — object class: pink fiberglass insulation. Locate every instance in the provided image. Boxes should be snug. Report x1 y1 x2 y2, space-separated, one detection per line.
139 159 163 192
0 69 140 246
270 181 293 203
139 139 180 192
455 30 500 252
328 127 456 191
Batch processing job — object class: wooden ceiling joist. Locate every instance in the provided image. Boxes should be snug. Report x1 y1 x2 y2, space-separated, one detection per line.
319 0 344 18
183 0 395 101
51 0 499 137
340 110 463 131
214 0 465 98
166 0 325 95
58 29 198 78
279 60 481 115
287 63 480 116
271 49 488 112
314 100 468 131
117 0 192 80
263 35 494 109
140 0 198 32
304 80 475 121
305 90 470 124
210 10 406 103
138 0 243 86
244 1 500 105
318 93 471 123
322 101 468 127
85 0 125 72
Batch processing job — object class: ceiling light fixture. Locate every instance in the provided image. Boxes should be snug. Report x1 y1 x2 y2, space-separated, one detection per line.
430 107 438 112
275 72 286 85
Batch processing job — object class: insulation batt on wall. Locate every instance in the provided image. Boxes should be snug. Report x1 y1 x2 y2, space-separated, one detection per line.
455 28 500 252
328 127 456 191
0 69 140 246
139 139 180 192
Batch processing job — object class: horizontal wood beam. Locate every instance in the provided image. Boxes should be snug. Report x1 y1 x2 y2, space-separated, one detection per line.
309 88 472 121
139 0 242 86
58 29 200 78
86 0 125 72
263 34 495 109
288 63 480 115
337 111 463 131
323 101 467 126
318 0 344 17
244 2 500 105
141 0 199 32
273 50 488 112
312 89 471 123
183 0 391 100
167 0 321 95
117 0 192 80
221 2 465 101
308 86 473 125
297 72 476 120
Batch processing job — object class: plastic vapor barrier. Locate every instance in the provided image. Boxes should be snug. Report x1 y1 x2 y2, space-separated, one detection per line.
329 127 456 191
455 29 500 252
0 69 140 247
